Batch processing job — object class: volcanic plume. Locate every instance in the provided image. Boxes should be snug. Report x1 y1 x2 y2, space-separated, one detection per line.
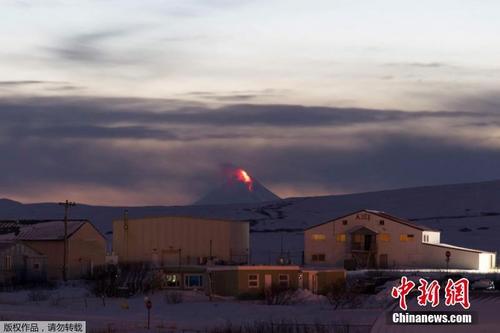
194 166 281 205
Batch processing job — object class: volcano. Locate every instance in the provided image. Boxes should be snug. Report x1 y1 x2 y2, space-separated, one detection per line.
194 168 281 205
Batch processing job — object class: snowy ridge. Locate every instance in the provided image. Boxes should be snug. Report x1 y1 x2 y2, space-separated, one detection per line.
1 179 500 263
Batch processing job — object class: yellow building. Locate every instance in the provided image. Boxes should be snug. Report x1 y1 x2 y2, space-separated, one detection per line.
1 220 106 280
113 216 249 266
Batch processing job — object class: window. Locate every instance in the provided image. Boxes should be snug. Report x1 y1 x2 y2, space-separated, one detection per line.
423 235 429 242
311 234 326 241
342 220 348 225
311 254 326 262
278 274 289 288
379 233 390 242
184 275 203 288
4 256 12 271
248 274 259 288
400 234 415 242
379 220 385 225
336 233 346 242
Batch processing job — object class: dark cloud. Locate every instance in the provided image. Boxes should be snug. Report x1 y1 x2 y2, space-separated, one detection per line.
0 80 68 86
445 91 500 113
252 134 500 190
180 91 260 102
46 29 144 65
43 85 85 92
0 95 499 205
385 62 450 68
0 96 492 130
180 89 288 102
4 124 179 141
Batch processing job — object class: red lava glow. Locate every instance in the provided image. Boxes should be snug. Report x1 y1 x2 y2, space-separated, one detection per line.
235 168 253 191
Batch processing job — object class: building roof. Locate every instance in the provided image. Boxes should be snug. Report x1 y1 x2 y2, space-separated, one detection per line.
423 242 495 254
347 225 379 234
301 267 346 273
0 221 88 241
114 215 248 224
0 241 45 256
305 209 439 232
0 222 19 235
365 210 439 231
207 265 302 271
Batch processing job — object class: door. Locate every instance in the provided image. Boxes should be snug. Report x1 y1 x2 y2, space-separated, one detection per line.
264 274 272 289
298 273 304 289
364 234 372 251
312 274 318 294
379 254 388 269
308 273 318 293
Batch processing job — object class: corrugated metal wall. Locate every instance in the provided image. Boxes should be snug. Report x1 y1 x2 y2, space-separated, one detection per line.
113 216 249 265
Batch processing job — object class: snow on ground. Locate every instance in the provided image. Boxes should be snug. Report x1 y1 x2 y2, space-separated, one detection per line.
0 284 379 332
1 282 498 332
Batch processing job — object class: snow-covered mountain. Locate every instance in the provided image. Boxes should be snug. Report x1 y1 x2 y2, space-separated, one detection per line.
194 167 280 205
2 179 500 264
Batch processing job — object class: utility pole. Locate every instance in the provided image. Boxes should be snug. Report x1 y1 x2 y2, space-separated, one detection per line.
279 233 284 265
58 200 76 282
124 209 129 262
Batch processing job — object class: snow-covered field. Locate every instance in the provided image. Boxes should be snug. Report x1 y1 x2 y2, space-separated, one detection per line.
0 284 379 332
0 281 498 332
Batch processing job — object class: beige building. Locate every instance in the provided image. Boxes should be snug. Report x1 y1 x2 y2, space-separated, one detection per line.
208 266 345 296
0 220 106 280
208 265 302 296
301 268 347 294
113 216 249 266
152 265 345 296
305 209 496 271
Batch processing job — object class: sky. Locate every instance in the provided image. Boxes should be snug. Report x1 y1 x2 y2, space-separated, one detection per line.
1 0 500 205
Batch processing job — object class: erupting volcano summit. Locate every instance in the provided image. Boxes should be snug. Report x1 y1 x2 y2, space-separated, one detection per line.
194 167 281 205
